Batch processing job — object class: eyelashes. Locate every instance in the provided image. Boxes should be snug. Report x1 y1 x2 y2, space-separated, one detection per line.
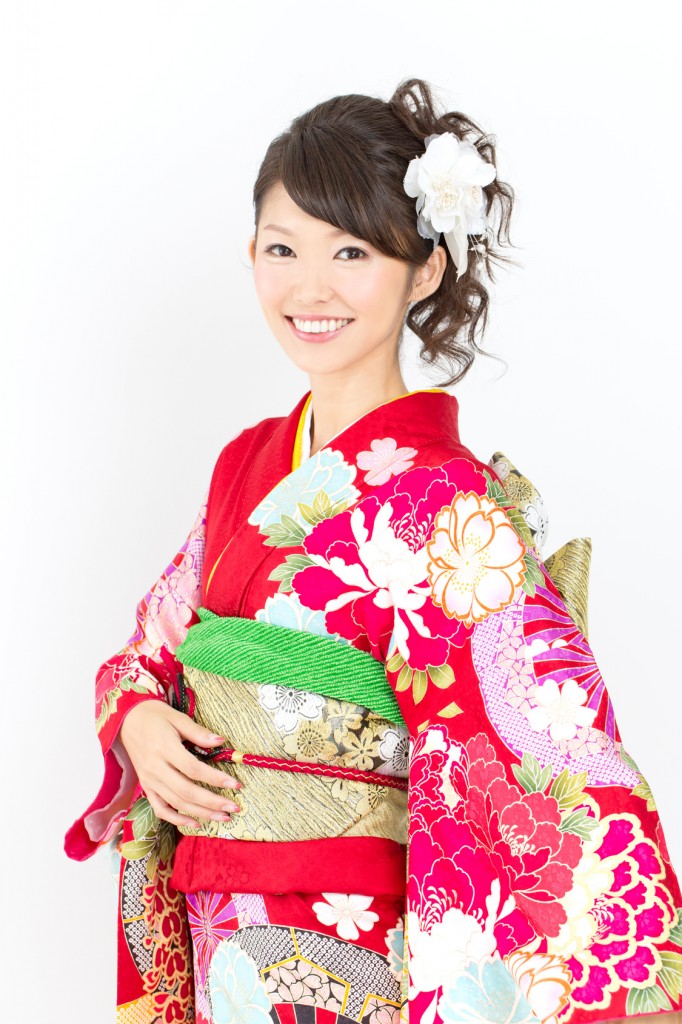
264 243 367 261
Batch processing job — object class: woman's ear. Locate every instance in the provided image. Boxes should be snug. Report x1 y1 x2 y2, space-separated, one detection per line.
248 235 256 266
408 244 447 304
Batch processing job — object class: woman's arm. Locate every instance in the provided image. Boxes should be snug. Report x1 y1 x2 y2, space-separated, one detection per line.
64 493 209 861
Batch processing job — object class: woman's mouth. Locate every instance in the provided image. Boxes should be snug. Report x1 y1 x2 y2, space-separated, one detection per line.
286 316 353 342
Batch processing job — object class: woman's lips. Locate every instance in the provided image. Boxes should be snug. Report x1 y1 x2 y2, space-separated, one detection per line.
286 316 353 343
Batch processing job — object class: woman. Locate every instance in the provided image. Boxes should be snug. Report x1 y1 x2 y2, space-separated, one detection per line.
65 79 682 1024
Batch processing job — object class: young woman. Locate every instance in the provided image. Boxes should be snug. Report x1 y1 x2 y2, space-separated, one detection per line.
65 78 682 1024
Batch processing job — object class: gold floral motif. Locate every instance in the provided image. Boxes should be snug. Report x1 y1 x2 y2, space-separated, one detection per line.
283 718 338 762
339 727 382 770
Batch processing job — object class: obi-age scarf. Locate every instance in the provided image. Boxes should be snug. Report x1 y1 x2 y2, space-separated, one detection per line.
64 388 682 1024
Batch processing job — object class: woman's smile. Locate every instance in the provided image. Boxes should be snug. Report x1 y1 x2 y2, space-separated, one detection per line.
286 315 354 342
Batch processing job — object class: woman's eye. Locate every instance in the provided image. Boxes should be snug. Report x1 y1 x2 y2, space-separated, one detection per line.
266 243 294 257
337 246 367 260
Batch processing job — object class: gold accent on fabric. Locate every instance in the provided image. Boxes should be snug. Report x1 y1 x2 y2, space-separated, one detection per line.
178 665 407 844
544 537 593 640
292 392 313 471
116 994 155 1024
489 449 592 637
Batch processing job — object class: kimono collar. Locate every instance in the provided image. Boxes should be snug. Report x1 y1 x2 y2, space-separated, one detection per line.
291 387 460 471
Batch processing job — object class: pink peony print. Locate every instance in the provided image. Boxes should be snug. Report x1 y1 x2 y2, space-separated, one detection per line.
426 491 527 626
356 437 417 486
455 734 582 938
407 728 537 958
549 813 677 1011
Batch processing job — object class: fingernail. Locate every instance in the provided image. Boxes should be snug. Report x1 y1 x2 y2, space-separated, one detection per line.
222 802 240 813
212 812 231 821
208 734 224 743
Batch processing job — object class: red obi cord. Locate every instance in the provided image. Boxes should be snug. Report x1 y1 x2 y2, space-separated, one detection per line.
211 747 409 791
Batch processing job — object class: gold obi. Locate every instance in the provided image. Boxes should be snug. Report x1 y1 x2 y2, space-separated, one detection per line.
177 665 409 845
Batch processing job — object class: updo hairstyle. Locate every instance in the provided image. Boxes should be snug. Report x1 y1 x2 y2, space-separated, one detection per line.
252 77 516 386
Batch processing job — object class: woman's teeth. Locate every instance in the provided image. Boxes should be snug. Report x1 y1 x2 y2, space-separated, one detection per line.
291 317 351 334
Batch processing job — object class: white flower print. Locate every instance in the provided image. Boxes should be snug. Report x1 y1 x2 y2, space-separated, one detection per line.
312 500 432 664
526 678 597 742
312 893 380 940
378 728 410 775
258 684 325 734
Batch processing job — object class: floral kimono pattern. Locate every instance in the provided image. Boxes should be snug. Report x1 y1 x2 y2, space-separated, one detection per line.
64 388 682 1024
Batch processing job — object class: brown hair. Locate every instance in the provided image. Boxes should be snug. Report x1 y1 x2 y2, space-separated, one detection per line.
252 77 517 386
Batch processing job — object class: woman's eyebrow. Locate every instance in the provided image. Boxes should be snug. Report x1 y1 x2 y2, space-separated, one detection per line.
262 223 349 238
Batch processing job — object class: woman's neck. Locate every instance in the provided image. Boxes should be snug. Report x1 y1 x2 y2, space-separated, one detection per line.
307 366 408 455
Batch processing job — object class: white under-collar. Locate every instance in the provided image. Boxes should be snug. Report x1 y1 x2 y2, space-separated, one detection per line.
300 398 314 463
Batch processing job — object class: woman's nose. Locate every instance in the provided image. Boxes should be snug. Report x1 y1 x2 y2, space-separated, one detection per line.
290 262 335 305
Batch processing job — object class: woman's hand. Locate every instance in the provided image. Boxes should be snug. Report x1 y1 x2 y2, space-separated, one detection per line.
119 699 241 828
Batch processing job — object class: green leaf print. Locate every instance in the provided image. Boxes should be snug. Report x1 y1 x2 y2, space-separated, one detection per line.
659 951 682 1001
261 513 308 548
412 670 429 705
119 836 157 862
512 752 552 794
484 473 512 508
267 553 316 593
386 651 405 674
521 552 544 597
632 777 657 811
297 489 349 528
626 985 672 1015
428 663 455 689
670 908 682 947
130 796 158 841
121 796 177 882
550 768 588 810
559 806 599 840
505 504 535 550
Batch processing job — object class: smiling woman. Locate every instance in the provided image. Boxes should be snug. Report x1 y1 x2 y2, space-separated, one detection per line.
247 179 447 400
64 77 682 1024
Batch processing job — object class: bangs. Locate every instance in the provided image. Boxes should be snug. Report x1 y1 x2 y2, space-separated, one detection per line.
278 124 414 261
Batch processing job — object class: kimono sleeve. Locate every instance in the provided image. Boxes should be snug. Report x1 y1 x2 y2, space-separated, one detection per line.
379 457 682 1024
63 491 207 862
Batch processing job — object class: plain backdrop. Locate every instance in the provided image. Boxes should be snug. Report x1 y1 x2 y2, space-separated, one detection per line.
2 1 680 1019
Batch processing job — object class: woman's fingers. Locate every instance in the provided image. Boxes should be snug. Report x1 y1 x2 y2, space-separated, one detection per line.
118 700 245 823
168 707 226 750
172 744 241 791
153 763 242 821
146 789 203 829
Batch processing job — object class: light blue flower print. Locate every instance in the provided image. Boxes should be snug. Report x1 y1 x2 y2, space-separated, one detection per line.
208 940 272 1024
385 920 405 978
439 959 539 1024
255 592 349 643
248 449 360 532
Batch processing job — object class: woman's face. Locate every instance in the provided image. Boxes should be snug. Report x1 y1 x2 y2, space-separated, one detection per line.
248 182 442 381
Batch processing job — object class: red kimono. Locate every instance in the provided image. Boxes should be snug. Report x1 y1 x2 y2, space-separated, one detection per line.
65 388 682 1024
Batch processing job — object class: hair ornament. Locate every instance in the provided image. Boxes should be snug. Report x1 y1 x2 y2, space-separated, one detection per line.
403 131 497 280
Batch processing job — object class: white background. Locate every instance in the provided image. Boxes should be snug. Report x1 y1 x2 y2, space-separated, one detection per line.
2 1 680 1019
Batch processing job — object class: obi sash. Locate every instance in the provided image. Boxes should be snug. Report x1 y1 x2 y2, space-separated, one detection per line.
169 610 409 895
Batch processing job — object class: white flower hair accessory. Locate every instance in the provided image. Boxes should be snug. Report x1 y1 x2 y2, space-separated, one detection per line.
403 131 497 281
